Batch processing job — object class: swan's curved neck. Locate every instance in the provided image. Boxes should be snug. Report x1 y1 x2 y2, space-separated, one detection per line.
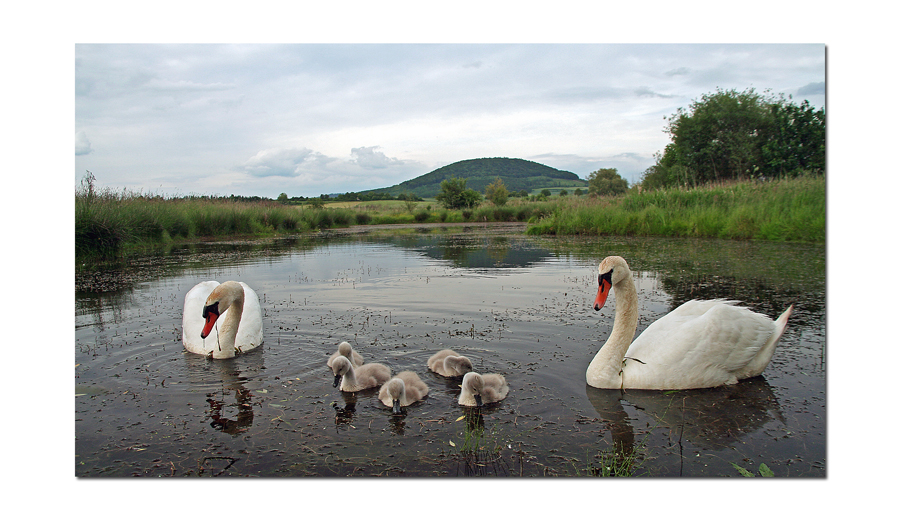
341 365 358 388
214 297 243 357
587 275 638 388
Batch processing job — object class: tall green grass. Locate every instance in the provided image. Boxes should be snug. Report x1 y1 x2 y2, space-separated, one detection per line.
526 176 824 242
76 176 823 258
75 185 359 257
75 186 548 258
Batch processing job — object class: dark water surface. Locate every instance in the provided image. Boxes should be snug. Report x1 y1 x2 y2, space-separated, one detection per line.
75 225 825 477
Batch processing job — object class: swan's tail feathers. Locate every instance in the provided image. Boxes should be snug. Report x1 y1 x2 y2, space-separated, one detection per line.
775 304 794 330
738 304 794 380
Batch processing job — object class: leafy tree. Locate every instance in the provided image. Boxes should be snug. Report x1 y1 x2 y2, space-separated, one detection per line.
435 177 482 209
761 99 825 176
574 188 583 196
484 177 509 206
540 189 552 198
559 189 568 197
277 192 288 204
664 88 773 184
648 88 825 189
587 168 628 196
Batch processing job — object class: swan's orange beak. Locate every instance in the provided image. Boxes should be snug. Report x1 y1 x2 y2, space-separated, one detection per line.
594 272 612 311
200 303 219 338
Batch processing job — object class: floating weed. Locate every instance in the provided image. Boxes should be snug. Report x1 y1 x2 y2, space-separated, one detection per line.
731 462 775 477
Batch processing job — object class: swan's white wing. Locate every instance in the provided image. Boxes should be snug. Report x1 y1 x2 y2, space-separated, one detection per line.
625 300 776 388
233 282 264 352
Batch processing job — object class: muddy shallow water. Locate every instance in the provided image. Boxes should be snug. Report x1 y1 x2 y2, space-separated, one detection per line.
75 224 825 477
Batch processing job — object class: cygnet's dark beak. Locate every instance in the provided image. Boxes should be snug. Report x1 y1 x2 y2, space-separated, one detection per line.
475 394 483 407
333 374 341 388
392 399 402 414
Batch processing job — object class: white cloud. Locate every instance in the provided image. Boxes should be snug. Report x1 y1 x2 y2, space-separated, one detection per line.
241 148 332 177
350 146 405 169
75 131 92 155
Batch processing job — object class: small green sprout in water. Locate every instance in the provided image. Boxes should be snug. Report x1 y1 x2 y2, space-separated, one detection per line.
731 462 774 477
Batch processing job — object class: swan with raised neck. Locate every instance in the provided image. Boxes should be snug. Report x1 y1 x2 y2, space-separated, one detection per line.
587 256 793 390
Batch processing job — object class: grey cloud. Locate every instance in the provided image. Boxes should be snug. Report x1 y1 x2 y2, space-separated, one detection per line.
797 82 825 96
634 86 676 98
145 78 234 93
75 131 92 156
665 67 691 76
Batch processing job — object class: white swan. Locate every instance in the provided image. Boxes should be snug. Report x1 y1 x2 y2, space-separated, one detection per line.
587 256 793 390
182 281 263 359
331 355 391 392
427 349 474 377
458 372 509 407
327 341 364 368
379 371 430 413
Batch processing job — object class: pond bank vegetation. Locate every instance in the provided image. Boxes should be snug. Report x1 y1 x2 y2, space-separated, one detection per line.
526 175 824 242
75 174 824 260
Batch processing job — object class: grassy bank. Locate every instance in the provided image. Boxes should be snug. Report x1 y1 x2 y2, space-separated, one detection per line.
76 176 823 258
75 189 554 258
525 176 824 242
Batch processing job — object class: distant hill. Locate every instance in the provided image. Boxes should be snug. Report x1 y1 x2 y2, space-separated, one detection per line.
357 157 587 198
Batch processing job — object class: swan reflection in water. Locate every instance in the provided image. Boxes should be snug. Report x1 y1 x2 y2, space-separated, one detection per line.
586 376 784 473
183 347 266 436
333 392 358 426
207 387 253 435
453 408 510 477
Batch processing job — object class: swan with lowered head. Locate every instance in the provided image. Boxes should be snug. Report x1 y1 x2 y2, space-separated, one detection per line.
182 281 263 359
458 372 509 407
332 355 391 392
427 349 474 377
379 371 430 413
327 341 364 368
588 256 793 390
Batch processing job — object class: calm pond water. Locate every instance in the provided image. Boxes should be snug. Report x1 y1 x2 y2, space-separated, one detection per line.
75 224 825 477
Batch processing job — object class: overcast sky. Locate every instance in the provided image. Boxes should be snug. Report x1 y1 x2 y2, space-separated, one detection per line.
74 43 825 198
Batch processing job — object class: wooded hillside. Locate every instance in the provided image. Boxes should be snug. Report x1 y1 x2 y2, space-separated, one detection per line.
357 157 587 198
